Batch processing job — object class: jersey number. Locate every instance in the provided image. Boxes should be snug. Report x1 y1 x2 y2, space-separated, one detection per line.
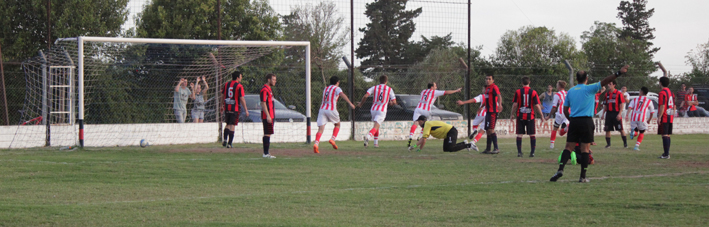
422 94 429 102
324 92 330 101
228 87 234 98
377 93 384 102
523 94 529 106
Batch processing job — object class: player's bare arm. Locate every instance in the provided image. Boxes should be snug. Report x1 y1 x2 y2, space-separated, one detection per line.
444 88 462 95
357 93 370 108
534 104 543 121
657 104 666 125
416 137 427 150
339 93 356 109
241 96 249 117
618 102 625 121
601 65 629 86
389 99 398 106
657 62 667 77
262 101 272 123
509 102 518 120
564 106 570 119
200 76 209 96
456 98 478 105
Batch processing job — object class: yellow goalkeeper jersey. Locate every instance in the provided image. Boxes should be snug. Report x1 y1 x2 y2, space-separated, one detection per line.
421 121 453 139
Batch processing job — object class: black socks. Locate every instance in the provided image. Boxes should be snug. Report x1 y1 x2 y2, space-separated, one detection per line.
516 137 522 154
223 129 230 142
228 130 235 145
530 136 536 154
486 135 492 151
580 152 590 179
622 136 627 147
662 137 671 156
492 133 499 149
263 136 270 155
558 149 572 171
606 137 611 147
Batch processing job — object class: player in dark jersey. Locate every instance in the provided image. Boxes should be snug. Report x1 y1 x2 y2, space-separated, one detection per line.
222 71 249 148
601 81 627 148
510 77 544 157
482 74 502 154
260 73 277 159
657 76 674 159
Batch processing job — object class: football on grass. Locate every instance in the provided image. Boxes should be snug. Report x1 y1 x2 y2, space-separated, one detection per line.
140 139 149 148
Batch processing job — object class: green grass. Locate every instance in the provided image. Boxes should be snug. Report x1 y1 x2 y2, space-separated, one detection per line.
1 134 708 226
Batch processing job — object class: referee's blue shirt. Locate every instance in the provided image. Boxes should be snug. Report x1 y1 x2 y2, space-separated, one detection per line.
564 82 602 117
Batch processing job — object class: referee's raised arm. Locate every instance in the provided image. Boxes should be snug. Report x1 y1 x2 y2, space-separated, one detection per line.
601 65 630 87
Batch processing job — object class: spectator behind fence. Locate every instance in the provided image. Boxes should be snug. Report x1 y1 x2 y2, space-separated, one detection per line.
190 76 209 123
676 83 688 117
540 84 554 119
173 78 192 123
680 86 699 117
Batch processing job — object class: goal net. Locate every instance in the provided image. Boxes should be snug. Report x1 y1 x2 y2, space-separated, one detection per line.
9 37 312 148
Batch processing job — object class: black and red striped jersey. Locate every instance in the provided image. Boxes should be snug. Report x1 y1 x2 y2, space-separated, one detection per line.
260 84 275 119
484 84 501 113
658 87 675 123
222 81 244 112
513 87 540 120
603 89 625 112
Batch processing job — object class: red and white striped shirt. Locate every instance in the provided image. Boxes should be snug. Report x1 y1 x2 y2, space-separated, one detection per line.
628 96 655 122
319 85 343 111
473 94 487 117
552 90 567 114
416 89 446 111
366 84 396 112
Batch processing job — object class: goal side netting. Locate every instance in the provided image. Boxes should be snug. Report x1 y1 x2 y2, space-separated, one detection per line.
9 37 312 148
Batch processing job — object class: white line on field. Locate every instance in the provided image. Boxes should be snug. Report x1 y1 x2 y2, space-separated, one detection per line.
48 171 709 206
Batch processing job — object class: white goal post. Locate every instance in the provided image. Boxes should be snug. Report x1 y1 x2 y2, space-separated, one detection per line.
56 36 312 148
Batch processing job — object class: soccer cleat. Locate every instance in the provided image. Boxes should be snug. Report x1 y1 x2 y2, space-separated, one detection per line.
490 149 500 154
222 141 227 147
329 139 338 150
469 141 479 152
658 155 670 159
363 136 369 148
263 154 276 159
517 152 523 157
570 151 578 165
481 149 491 154
633 145 640 151
604 145 611 149
408 146 415 152
407 138 412 147
469 130 478 140
374 144 379 148
591 142 597 146
529 152 535 157
313 144 320 154
549 143 555 149
550 171 564 182
226 144 233 148
579 178 590 183
629 129 635 140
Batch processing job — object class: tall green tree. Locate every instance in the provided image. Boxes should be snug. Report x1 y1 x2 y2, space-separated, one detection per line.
404 33 457 66
282 1 349 85
492 26 584 76
355 0 421 74
617 0 659 56
683 39 709 85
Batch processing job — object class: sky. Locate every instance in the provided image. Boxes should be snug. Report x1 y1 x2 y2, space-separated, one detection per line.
124 0 709 77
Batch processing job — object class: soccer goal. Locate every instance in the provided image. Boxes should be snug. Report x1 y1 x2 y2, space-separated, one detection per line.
9 37 312 148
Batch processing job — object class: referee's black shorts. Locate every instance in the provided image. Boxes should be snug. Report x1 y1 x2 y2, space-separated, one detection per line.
567 117 595 144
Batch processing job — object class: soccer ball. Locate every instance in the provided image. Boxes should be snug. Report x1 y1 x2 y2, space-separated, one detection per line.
140 139 149 148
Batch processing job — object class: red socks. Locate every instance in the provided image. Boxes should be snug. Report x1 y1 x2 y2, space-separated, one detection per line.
315 132 322 145
332 127 340 140
550 130 557 142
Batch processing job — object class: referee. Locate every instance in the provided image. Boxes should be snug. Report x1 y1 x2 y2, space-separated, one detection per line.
550 65 629 183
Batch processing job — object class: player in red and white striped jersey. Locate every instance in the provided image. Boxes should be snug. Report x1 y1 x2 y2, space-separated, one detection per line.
547 80 568 149
407 82 461 147
456 86 487 150
357 75 398 148
626 87 654 151
313 76 356 154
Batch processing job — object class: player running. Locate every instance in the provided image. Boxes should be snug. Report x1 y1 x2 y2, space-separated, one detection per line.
411 116 476 152
358 75 397 148
626 87 654 151
456 86 487 150
602 81 628 148
221 71 249 148
407 82 461 148
547 80 568 149
313 76 356 154
657 76 675 159
510 77 544 157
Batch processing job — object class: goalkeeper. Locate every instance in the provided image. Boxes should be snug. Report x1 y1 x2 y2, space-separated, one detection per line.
411 116 477 152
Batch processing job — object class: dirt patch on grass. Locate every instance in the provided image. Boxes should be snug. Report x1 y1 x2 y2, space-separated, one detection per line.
159 147 378 158
515 158 557 163
675 161 709 168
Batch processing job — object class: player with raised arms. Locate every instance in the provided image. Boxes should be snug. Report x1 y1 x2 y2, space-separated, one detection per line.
509 76 544 157
626 87 654 151
407 82 461 148
550 65 629 183
313 76 356 154
456 86 488 151
547 80 568 149
358 75 397 148
221 71 248 148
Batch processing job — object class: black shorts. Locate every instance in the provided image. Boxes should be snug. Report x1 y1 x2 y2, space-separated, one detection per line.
657 122 673 135
263 121 274 135
516 119 535 135
485 113 498 130
567 117 595 144
224 111 239 125
604 111 623 131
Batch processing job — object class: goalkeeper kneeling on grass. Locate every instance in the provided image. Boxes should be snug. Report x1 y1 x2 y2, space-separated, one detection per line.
410 116 477 152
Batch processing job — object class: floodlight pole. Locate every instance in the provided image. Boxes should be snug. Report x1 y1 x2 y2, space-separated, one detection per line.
564 60 574 87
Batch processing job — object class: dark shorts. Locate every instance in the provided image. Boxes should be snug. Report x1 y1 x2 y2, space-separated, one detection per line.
657 122 673 135
443 127 459 152
224 111 239 125
263 121 274 135
687 110 698 117
567 117 595 144
485 113 498 130
604 111 623 132
516 119 536 135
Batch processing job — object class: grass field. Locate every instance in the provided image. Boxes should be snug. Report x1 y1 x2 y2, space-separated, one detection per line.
1 134 708 226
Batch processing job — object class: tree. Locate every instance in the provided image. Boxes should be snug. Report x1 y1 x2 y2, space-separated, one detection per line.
404 33 457 66
136 0 280 41
581 21 655 89
356 0 421 74
282 1 349 85
492 26 584 76
617 0 659 56
0 0 129 60
683 39 709 84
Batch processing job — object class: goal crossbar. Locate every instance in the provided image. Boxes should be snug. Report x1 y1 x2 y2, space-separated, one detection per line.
64 36 312 147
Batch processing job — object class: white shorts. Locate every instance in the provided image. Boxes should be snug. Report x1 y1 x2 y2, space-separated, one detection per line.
473 115 485 128
371 110 386 124
317 109 340 126
630 121 648 131
554 113 569 128
413 108 431 121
